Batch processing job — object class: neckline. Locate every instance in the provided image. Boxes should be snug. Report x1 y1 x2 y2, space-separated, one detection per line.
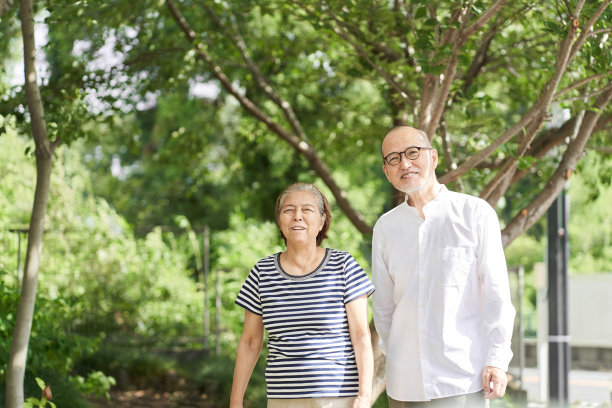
275 248 332 281
403 185 447 218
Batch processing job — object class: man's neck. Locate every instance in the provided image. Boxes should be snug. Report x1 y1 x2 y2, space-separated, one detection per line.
406 182 442 218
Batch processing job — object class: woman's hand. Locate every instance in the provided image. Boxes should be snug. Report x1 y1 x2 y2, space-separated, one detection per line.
353 395 371 408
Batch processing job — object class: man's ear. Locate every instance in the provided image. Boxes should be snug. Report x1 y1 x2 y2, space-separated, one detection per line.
382 163 391 180
431 149 439 170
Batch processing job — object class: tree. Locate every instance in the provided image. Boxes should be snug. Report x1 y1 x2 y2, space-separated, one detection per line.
3 0 611 403
161 0 611 248
30 0 609 244
5 1 59 406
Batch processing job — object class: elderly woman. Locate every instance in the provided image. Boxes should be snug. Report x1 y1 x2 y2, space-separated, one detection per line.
230 183 375 408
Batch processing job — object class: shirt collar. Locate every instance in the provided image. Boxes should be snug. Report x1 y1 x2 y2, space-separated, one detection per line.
402 185 448 217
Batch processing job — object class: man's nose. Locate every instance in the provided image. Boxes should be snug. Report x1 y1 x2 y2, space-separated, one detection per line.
399 154 413 167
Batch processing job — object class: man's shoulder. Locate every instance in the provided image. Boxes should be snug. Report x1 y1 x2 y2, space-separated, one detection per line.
445 189 492 208
443 188 498 219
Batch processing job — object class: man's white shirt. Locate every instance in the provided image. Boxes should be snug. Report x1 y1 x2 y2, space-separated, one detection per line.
372 186 515 401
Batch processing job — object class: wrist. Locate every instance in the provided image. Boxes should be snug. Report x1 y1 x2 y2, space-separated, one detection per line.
229 398 243 407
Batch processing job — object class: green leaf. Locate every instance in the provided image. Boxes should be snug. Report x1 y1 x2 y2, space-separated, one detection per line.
35 377 46 391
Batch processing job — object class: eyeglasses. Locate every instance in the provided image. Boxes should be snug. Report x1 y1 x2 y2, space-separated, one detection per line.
383 146 433 166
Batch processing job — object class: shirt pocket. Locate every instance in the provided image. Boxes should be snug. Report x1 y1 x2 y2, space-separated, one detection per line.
440 246 476 287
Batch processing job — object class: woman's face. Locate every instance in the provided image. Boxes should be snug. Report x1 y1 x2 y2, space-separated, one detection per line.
278 191 325 247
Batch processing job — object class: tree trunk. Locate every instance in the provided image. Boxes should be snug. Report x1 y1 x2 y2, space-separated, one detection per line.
6 0 57 406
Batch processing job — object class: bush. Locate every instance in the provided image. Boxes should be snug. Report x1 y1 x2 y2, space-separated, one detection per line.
0 283 101 408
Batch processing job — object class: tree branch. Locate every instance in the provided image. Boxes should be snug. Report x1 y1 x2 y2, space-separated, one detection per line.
461 0 509 40
165 0 373 235
554 71 612 100
438 109 540 184
309 3 417 104
438 118 465 193
556 83 612 104
568 0 612 60
420 4 462 134
458 27 495 96
425 0 510 138
502 86 612 247
480 120 541 205
458 3 534 97
203 4 309 143
439 0 589 184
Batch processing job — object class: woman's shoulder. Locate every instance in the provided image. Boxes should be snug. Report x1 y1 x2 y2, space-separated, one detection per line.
325 248 356 262
252 252 280 269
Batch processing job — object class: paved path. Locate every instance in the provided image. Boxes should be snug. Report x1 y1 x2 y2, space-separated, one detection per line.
511 367 612 407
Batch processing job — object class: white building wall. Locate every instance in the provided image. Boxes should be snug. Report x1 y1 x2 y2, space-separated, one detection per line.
569 273 612 348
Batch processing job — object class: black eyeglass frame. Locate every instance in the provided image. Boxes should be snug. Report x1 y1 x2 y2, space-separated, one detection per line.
383 146 433 166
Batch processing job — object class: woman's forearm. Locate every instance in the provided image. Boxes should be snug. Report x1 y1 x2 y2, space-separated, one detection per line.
230 337 262 407
230 310 264 407
352 332 374 401
346 296 374 405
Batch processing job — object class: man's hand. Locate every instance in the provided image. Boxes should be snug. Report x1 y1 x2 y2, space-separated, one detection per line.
482 365 508 399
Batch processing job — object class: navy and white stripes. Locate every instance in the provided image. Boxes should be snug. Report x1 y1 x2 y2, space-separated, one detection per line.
236 248 375 399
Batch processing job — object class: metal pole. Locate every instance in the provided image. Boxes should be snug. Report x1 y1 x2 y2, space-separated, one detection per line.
215 268 221 356
547 191 571 407
203 226 210 349
535 262 548 404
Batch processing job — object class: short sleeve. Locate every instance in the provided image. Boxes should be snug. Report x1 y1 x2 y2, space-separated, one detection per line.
343 253 375 304
235 265 263 316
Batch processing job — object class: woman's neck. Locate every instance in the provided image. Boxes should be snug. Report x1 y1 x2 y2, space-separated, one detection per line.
281 245 325 276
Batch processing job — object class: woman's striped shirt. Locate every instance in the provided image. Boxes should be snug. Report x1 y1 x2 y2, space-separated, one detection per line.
235 248 375 399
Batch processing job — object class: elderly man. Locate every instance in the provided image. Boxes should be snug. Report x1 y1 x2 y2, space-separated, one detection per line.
372 125 516 407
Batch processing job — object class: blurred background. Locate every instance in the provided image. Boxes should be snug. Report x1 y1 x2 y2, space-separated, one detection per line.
1 1 611 407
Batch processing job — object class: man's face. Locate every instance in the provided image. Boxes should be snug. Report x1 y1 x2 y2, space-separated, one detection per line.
381 129 438 195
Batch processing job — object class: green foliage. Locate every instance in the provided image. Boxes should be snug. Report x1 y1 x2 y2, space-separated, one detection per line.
187 354 266 408
23 378 57 408
212 214 284 347
569 151 612 274
0 282 99 379
75 344 175 390
1 125 205 396
504 234 545 274
0 283 98 408
72 371 116 401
